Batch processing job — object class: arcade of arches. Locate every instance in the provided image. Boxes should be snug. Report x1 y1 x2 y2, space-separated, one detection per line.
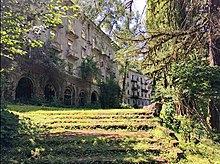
15 77 99 106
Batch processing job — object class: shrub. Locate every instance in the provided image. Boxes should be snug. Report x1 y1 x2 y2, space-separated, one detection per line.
160 102 180 132
0 110 19 147
100 78 121 109
120 103 134 109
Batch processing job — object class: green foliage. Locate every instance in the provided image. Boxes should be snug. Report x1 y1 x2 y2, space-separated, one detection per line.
4 104 220 163
152 58 220 136
1 0 78 70
120 103 134 109
0 110 19 147
100 78 121 108
81 57 101 80
160 102 180 131
75 0 142 37
172 60 220 99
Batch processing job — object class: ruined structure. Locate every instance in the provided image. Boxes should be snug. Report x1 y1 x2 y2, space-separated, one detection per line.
2 12 120 107
2 2 151 108
122 70 151 108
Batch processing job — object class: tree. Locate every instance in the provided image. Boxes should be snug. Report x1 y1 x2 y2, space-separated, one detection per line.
100 77 121 108
81 57 101 81
1 0 79 105
208 0 220 132
124 0 220 132
74 0 143 41
1 0 78 71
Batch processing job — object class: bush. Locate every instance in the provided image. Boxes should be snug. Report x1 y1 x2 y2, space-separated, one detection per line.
85 101 101 109
0 110 19 147
160 102 180 132
120 103 134 109
100 78 121 109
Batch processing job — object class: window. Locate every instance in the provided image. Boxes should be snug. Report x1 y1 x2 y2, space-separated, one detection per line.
127 90 130 95
127 73 129 78
92 37 97 48
128 99 130 104
50 30 56 40
81 47 86 58
68 19 72 31
68 40 73 50
67 62 73 74
81 28 86 39
127 82 129 87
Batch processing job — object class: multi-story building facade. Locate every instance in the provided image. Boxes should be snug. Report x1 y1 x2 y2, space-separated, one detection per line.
2 10 119 107
2 1 151 107
122 70 151 108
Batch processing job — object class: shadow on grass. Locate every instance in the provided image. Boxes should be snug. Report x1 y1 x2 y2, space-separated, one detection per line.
22 133 159 163
7 104 125 113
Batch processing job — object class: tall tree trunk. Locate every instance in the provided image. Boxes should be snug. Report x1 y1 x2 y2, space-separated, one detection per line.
209 0 220 132
120 61 128 103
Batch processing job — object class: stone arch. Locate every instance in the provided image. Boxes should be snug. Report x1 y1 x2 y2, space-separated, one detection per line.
79 90 86 106
72 87 76 105
64 88 72 105
15 77 34 100
44 84 56 101
64 86 76 106
91 91 98 104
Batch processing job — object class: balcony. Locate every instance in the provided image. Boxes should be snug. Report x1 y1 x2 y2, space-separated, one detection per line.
141 88 148 92
49 41 62 53
57 23 64 29
66 29 79 39
131 95 139 99
92 45 102 54
132 85 139 90
62 0 74 6
131 78 137 82
66 50 79 60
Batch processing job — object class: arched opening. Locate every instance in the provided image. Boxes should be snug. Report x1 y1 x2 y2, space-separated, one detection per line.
72 87 75 105
15 77 33 100
44 84 56 101
79 91 86 106
91 91 98 104
64 88 72 105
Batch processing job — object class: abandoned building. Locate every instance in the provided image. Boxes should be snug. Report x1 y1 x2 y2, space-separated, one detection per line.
2 5 151 107
122 70 152 108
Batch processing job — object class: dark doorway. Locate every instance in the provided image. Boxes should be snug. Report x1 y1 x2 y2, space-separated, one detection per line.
64 88 72 105
15 77 33 100
79 91 86 106
91 91 98 104
44 84 56 101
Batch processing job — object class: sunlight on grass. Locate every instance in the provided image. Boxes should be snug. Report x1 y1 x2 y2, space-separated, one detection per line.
3 104 220 164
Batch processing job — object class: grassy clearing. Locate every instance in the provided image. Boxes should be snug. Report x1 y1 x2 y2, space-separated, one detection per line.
2 104 220 163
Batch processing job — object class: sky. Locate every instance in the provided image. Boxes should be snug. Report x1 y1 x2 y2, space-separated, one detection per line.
133 0 147 14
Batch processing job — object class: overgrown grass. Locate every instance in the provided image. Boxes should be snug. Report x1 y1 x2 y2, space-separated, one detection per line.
1 104 220 163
